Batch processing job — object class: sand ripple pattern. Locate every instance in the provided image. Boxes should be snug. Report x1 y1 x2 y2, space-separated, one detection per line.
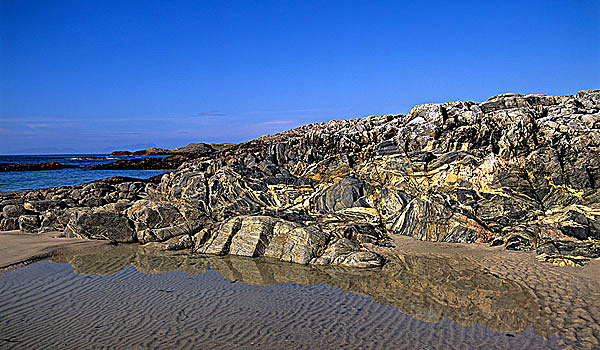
0 261 563 350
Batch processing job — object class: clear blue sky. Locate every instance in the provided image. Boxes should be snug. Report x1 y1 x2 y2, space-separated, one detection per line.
1 0 598 154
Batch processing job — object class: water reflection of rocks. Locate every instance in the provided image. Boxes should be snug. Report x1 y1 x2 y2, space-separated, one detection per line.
49 245 600 349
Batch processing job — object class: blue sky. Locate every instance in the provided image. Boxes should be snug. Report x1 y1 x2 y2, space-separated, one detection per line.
1 0 598 154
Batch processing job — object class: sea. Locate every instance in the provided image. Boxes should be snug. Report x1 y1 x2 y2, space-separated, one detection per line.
0 154 169 193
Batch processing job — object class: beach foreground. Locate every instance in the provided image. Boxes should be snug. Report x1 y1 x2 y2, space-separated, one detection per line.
0 231 598 349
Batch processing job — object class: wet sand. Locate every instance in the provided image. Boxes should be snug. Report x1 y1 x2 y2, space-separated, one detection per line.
372 236 600 348
0 230 109 271
0 233 599 349
1 257 563 350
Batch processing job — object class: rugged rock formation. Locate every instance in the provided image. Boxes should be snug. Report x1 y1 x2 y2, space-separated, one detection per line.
3 90 600 267
0 162 77 172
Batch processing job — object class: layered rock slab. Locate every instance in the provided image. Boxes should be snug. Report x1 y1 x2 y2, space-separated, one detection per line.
192 215 372 266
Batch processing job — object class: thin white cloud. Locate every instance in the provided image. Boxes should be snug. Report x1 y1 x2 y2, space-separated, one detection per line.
245 108 324 115
193 110 227 117
259 120 297 126
26 123 52 129
0 117 76 123
112 131 144 135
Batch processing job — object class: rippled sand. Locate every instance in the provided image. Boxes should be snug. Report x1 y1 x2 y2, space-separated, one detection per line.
0 233 598 349
373 235 600 349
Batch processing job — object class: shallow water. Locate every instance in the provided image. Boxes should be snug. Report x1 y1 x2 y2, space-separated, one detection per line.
0 246 574 349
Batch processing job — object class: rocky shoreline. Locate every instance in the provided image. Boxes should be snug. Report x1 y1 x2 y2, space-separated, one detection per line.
1 90 599 268
0 143 219 172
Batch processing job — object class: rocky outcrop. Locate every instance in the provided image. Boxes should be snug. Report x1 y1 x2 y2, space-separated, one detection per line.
0 162 77 172
3 90 600 267
89 154 192 170
94 144 217 171
110 142 215 156
144 89 599 265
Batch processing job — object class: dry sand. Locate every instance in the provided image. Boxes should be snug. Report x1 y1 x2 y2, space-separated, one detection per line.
0 230 109 271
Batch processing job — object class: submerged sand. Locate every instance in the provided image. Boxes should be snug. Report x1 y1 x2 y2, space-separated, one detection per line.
0 232 599 349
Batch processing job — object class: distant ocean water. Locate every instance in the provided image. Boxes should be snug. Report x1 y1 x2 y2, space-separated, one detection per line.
0 154 168 193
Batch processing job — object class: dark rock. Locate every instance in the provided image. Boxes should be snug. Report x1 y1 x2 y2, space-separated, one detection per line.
1 198 24 207
0 217 19 230
386 197 489 243
375 139 400 155
24 200 63 213
0 162 77 172
79 197 105 207
108 142 214 157
18 215 40 233
39 208 72 233
166 235 194 251
101 200 133 214
556 209 600 240
310 177 371 213
2 204 28 218
505 235 531 251
90 155 189 171
537 240 600 259
64 210 136 243
126 200 208 243
490 238 504 247
169 142 214 155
